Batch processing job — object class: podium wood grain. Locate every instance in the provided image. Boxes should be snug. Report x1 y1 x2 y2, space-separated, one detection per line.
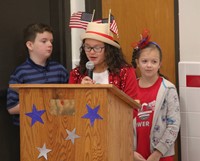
10 84 139 161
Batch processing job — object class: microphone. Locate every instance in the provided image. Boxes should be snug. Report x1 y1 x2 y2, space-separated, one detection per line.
86 61 94 79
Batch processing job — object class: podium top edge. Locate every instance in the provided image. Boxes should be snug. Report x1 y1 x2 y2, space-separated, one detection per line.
9 84 140 108
9 84 114 89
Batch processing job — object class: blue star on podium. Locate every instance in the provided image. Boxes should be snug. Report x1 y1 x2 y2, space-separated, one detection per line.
25 104 46 126
82 104 103 126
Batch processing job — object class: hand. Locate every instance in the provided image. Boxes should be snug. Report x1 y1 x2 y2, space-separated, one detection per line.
134 99 140 104
134 151 146 161
134 99 142 108
81 76 95 84
7 104 20 114
147 150 162 161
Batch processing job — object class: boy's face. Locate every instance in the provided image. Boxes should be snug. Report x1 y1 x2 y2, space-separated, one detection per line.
27 31 53 60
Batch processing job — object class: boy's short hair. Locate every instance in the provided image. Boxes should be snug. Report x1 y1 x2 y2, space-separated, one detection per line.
23 23 53 43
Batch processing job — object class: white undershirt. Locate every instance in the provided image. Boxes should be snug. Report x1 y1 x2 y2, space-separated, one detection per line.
93 70 109 84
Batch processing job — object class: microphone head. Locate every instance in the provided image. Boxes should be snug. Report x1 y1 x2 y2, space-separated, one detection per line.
86 61 94 70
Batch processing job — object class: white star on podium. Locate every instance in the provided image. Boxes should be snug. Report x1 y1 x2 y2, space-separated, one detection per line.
65 128 80 144
37 143 52 160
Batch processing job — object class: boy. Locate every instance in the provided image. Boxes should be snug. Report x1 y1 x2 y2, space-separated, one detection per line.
7 23 69 125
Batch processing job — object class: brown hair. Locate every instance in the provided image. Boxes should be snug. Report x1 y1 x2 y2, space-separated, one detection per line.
23 23 53 43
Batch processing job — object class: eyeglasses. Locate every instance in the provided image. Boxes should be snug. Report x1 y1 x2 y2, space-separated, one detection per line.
83 45 105 53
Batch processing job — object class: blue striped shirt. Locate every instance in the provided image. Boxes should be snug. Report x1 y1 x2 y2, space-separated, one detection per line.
7 57 69 125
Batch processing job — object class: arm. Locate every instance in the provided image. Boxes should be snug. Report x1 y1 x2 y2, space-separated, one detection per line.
68 70 76 83
80 76 96 84
7 72 21 114
154 87 181 155
8 104 20 114
123 67 138 99
68 68 81 84
134 151 146 161
7 87 20 114
69 68 92 84
147 150 162 161
61 65 69 83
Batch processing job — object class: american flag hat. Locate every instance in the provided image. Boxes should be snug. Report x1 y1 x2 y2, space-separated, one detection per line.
80 22 120 49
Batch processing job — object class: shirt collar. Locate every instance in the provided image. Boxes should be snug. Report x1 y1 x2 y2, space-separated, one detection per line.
26 57 49 71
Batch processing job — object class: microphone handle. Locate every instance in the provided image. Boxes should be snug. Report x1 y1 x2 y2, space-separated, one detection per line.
88 69 93 79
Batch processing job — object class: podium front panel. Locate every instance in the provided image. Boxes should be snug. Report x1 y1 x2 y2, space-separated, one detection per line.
16 85 135 161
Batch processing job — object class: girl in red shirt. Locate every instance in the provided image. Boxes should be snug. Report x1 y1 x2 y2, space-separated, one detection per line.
132 30 180 161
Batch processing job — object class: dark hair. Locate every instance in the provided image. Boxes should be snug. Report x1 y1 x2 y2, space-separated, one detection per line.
131 42 166 78
78 40 130 74
23 23 53 43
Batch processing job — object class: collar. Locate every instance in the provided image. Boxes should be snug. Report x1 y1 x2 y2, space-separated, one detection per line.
26 57 49 71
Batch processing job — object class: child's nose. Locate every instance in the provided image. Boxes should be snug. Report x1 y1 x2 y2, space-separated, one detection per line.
147 62 152 66
48 41 53 46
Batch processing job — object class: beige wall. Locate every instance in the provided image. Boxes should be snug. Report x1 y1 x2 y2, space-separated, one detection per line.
179 0 200 61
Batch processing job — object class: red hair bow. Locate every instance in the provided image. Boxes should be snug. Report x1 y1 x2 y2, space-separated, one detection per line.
131 29 151 50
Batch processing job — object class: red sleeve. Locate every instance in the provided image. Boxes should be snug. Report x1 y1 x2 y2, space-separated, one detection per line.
123 67 138 100
68 68 82 84
68 68 85 84
68 70 76 84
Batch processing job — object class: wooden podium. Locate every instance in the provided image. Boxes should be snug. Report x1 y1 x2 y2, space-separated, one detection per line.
10 84 139 161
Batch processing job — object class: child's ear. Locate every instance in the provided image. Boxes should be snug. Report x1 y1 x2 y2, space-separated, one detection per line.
26 41 33 50
159 62 162 69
